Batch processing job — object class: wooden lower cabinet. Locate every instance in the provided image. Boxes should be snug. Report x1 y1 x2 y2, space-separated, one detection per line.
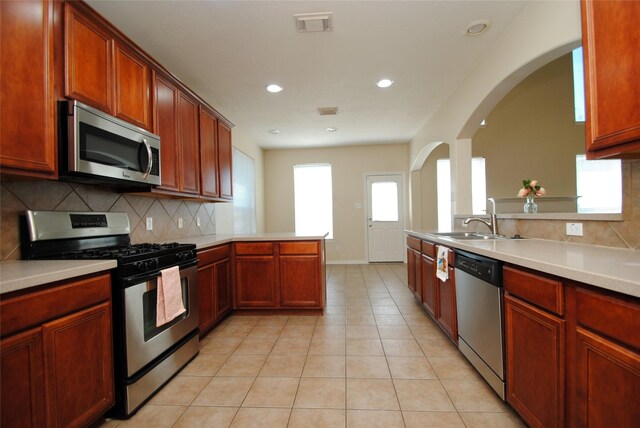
280 255 321 307
42 302 114 428
575 328 640 427
233 241 323 310
0 273 114 428
573 286 640 427
436 266 457 342
420 253 437 318
1 328 45 428
235 255 277 308
197 245 232 335
505 294 565 428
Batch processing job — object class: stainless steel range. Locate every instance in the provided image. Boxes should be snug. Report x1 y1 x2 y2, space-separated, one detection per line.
21 210 199 418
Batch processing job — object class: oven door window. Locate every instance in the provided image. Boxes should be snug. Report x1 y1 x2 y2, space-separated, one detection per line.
141 277 189 342
79 122 150 173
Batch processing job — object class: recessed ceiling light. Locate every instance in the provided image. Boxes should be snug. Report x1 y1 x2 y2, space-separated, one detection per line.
268 129 280 134
266 84 283 93
464 19 490 36
326 127 338 132
376 79 394 88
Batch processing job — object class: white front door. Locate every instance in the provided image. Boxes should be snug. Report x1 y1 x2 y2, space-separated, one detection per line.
366 174 404 262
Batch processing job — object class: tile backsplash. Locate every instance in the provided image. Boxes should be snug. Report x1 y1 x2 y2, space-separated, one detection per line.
456 160 640 250
0 180 217 260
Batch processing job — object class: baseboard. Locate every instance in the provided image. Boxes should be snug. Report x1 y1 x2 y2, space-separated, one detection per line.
326 260 369 265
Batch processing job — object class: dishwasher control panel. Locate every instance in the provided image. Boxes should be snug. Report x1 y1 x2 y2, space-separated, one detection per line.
454 250 502 286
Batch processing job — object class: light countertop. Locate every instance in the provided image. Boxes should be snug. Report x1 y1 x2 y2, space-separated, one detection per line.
0 233 327 295
0 259 117 295
407 230 640 299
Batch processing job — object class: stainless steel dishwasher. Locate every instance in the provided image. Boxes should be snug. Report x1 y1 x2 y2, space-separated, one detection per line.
454 249 505 399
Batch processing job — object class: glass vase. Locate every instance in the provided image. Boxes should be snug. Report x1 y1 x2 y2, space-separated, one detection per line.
524 195 538 214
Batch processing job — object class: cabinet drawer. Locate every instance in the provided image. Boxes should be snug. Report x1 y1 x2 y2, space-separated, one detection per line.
198 244 230 266
235 242 274 256
407 236 421 251
576 287 640 351
504 266 564 316
280 241 319 255
421 240 435 258
1 273 111 337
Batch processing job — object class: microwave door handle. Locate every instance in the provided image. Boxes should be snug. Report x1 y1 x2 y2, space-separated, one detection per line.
141 138 153 180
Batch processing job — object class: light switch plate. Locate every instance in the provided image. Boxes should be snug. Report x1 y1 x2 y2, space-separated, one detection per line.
178 218 183 229
146 217 153 231
566 222 583 236
196 217 201 227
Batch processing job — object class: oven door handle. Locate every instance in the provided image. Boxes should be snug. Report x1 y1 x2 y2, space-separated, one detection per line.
122 261 197 286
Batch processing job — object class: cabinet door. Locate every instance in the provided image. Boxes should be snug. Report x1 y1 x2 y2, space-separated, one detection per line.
235 256 277 308
197 264 216 335
178 93 200 194
65 3 113 113
1 328 45 428
407 248 416 294
199 107 220 198
215 258 232 318
505 295 565 428
421 254 437 319
42 302 114 428
114 42 151 130
0 0 56 177
153 72 180 192
576 327 640 427
412 249 422 302
280 255 321 308
437 267 457 342
218 121 233 199
582 0 640 157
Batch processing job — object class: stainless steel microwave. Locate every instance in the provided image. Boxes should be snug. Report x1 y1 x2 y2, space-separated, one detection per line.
62 100 161 186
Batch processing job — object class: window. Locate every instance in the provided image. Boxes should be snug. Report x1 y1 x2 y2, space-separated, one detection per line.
437 157 486 230
576 155 621 213
233 148 256 234
294 164 333 238
437 159 452 231
371 181 399 222
572 47 586 123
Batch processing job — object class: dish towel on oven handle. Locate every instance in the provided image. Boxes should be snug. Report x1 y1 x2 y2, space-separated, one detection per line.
156 266 186 327
436 246 449 282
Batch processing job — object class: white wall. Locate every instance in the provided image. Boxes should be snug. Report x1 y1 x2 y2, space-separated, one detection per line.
409 0 582 223
264 144 409 263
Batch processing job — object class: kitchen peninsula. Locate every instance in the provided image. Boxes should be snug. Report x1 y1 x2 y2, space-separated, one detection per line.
406 230 640 427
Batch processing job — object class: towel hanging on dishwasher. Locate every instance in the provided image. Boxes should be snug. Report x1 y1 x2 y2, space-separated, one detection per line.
436 246 449 281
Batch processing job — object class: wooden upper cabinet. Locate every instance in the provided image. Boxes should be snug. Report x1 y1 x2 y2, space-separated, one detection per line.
114 42 151 130
153 72 180 192
199 107 220 198
581 0 640 158
0 0 57 178
218 121 233 199
65 3 113 114
178 93 200 194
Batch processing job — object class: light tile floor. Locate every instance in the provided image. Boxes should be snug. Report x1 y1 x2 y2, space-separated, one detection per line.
101 264 525 427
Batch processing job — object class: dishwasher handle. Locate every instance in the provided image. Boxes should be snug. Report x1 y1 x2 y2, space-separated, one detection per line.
454 250 502 287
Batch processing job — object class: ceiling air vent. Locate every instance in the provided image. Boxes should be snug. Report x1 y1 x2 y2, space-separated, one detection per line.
317 107 338 116
295 12 333 33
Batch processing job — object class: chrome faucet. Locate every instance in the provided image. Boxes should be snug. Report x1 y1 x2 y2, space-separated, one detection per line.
463 198 499 235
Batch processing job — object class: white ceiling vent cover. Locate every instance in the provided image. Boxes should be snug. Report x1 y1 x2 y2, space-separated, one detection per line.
295 12 333 32
317 107 338 116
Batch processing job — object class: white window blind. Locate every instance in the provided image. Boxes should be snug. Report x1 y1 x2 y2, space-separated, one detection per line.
233 148 256 234
294 164 333 239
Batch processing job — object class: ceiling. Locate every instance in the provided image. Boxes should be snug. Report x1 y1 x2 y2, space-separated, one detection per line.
86 0 528 149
